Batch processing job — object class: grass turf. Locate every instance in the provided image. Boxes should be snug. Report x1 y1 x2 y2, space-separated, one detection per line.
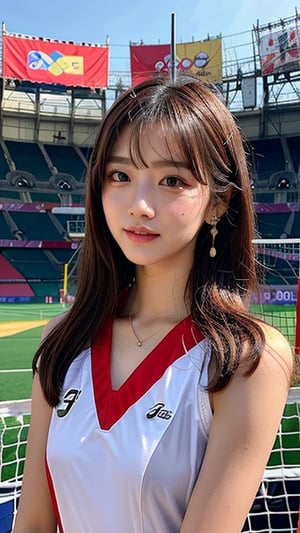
0 304 65 401
0 303 297 401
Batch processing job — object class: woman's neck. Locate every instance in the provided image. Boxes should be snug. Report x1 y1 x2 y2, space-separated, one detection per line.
128 265 190 323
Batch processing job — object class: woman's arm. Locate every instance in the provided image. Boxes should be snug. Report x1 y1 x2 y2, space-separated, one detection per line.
180 324 294 533
13 374 57 532
13 315 66 532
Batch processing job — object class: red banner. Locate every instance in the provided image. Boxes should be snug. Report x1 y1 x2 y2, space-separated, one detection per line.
130 40 222 86
130 44 171 86
2 34 109 88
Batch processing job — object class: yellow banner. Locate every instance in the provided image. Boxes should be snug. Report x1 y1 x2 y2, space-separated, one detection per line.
176 38 222 83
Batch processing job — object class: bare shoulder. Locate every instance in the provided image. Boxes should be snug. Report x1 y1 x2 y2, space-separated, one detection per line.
260 321 294 368
248 320 295 389
41 311 68 340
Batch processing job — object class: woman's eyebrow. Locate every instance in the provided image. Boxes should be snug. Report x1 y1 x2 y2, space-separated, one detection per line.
107 155 190 169
107 156 131 165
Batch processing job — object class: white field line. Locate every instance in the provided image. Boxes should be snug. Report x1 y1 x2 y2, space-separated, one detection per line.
0 369 31 373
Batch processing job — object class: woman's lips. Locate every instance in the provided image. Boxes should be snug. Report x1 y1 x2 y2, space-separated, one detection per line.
124 228 159 243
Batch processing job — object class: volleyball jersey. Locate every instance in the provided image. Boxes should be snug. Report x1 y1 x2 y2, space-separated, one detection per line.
46 316 213 533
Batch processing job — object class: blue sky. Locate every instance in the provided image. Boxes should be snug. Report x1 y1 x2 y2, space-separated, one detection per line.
1 0 299 72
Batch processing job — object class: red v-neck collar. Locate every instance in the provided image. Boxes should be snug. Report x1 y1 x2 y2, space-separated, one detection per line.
91 316 204 430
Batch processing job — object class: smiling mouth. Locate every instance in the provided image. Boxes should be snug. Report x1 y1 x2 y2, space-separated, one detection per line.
131 230 153 235
124 229 159 243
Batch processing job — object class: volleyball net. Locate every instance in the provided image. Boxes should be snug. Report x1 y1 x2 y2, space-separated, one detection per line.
252 238 300 355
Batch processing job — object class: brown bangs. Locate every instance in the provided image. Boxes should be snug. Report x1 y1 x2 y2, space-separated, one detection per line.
114 96 209 185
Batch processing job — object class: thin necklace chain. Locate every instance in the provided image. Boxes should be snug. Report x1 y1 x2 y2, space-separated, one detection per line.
129 313 165 347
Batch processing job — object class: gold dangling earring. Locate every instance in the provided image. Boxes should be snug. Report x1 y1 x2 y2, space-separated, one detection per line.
209 215 219 258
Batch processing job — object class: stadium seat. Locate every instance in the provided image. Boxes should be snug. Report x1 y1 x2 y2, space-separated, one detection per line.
5 141 50 181
250 139 286 182
44 144 87 182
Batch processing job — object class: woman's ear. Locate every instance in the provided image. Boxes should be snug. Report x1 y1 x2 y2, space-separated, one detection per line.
205 189 232 225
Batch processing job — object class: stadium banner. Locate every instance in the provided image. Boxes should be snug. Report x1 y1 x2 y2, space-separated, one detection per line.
251 285 298 305
2 34 109 88
0 239 80 249
258 26 300 76
130 38 222 86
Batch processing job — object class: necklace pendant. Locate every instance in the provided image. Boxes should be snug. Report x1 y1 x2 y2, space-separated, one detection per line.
137 340 142 347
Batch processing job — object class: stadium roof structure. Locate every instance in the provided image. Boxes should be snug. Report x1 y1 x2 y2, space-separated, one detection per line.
0 11 300 208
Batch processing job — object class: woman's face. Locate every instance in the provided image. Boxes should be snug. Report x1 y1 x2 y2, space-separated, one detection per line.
102 122 214 274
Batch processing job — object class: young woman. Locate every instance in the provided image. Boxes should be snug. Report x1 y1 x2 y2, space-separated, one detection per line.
13 75 294 533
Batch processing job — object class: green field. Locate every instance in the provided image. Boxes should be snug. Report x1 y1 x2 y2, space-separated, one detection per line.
0 303 63 322
0 303 297 401
0 304 65 401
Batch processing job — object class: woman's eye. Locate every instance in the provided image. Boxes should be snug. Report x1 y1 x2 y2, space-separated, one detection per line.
162 176 185 187
111 171 129 182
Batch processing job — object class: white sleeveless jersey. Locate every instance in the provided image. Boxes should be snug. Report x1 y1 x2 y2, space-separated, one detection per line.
46 316 213 532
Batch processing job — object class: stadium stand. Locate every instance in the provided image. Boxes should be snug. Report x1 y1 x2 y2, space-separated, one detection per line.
0 212 14 239
43 144 87 181
2 248 60 280
286 135 300 176
250 138 286 183
0 253 34 298
79 145 93 162
8 212 65 241
257 212 297 239
5 141 50 181
0 143 10 179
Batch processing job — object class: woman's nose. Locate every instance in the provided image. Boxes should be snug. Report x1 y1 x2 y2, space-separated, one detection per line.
128 184 155 219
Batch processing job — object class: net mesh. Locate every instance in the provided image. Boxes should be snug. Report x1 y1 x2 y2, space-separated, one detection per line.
0 401 30 532
253 238 300 286
243 389 300 532
247 238 300 531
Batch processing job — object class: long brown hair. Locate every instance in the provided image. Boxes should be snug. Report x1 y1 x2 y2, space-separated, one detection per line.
34 75 264 406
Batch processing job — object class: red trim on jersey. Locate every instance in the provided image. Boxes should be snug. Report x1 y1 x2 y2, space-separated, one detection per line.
91 316 203 430
45 457 64 532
